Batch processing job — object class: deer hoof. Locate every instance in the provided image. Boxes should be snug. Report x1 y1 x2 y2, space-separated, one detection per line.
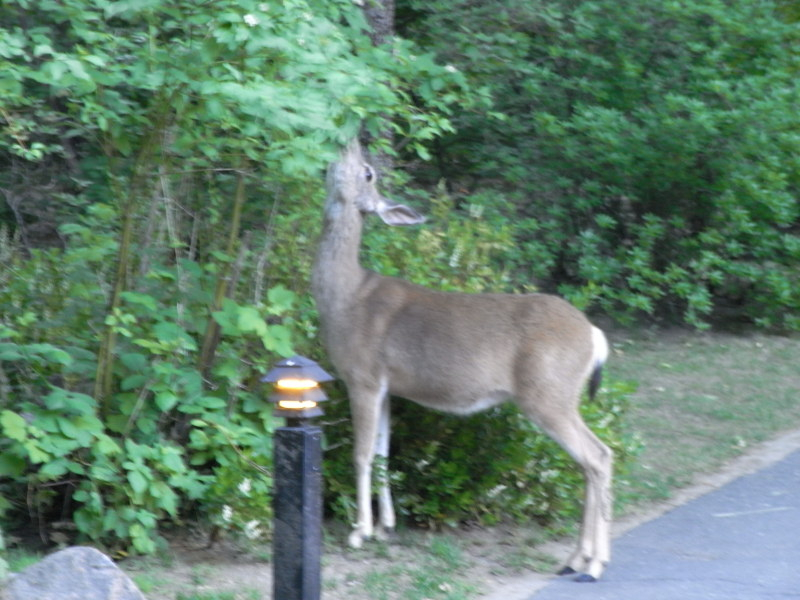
557 565 598 582
348 530 365 548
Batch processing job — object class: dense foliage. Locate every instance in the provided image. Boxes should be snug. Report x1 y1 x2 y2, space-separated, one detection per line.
1 0 797 555
0 0 469 553
399 0 800 329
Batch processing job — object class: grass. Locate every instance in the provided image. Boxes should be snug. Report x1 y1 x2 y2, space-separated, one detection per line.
352 534 478 600
609 329 800 506
3 548 41 573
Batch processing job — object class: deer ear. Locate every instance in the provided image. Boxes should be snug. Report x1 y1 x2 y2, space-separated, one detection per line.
377 201 426 226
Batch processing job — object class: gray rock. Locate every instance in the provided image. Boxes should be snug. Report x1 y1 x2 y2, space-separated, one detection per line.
1 546 145 600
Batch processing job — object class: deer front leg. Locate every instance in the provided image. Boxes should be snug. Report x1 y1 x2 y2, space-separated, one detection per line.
374 395 395 537
349 457 373 548
347 383 385 548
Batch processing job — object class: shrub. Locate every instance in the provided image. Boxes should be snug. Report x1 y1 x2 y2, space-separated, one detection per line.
0 244 293 553
324 377 639 529
399 0 800 329
0 0 472 553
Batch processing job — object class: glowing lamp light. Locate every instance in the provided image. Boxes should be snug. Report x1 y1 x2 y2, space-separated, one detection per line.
276 379 321 391
278 400 319 411
262 356 334 420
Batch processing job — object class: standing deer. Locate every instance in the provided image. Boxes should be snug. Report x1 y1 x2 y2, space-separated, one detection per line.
311 140 613 582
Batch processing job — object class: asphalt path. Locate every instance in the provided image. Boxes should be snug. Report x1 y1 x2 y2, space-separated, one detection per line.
528 448 800 600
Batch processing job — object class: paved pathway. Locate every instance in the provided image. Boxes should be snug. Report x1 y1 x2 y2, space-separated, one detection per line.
529 449 800 599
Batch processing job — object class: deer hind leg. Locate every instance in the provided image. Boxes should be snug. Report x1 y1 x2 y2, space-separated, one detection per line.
347 380 388 548
523 402 613 582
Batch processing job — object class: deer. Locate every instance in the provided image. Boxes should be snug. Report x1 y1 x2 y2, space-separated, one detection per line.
311 139 613 582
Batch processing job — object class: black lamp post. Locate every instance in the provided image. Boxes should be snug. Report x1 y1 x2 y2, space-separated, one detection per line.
262 356 333 600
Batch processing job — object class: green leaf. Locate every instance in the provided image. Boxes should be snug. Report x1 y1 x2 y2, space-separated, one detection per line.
59 418 81 440
160 447 184 473
96 434 122 455
212 358 240 382
153 321 196 350
0 454 25 478
198 396 227 410
73 414 104 435
211 298 240 336
39 457 70 479
266 285 297 314
28 344 72 365
261 324 293 356
121 374 148 391
237 306 267 336
153 481 178 516
44 389 96 416
155 392 178 412
129 522 156 554
128 469 149 495
0 343 24 361
23 440 50 464
1 410 27 442
120 352 149 371
120 291 158 312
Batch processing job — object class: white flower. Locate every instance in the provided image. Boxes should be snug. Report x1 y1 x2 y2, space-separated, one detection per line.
244 520 263 540
488 484 507 498
238 479 252 495
243 14 260 27
445 64 458 73
221 505 233 523
449 243 463 268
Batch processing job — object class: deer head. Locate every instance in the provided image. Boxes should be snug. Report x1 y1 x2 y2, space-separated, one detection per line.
325 140 425 226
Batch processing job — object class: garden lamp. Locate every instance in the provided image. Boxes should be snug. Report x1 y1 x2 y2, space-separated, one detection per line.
261 355 333 600
261 355 333 421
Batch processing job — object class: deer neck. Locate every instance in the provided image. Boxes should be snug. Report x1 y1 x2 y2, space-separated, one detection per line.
312 205 368 315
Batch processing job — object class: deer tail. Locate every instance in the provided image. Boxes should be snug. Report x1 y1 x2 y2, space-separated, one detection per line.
588 326 609 401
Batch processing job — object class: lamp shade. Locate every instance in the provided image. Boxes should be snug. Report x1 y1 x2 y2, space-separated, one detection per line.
262 356 333 419
261 356 334 385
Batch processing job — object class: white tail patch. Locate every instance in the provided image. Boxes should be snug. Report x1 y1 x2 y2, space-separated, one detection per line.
591 326 609 369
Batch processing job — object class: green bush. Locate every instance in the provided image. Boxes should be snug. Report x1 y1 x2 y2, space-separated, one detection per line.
399 0 800 329
0 0 472 554
391 378 639 527
0 244 293 553
324 373 639 529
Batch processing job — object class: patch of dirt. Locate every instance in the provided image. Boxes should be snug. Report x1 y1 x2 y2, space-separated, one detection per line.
124 427 800 600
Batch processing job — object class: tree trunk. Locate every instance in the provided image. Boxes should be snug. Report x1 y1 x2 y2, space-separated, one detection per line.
362 0 396 175
363 0 394 46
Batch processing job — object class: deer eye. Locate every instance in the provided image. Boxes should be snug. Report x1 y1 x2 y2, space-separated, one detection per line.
364 165 375 183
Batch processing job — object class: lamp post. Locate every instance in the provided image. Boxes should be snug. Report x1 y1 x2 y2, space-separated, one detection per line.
262 356 333 600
